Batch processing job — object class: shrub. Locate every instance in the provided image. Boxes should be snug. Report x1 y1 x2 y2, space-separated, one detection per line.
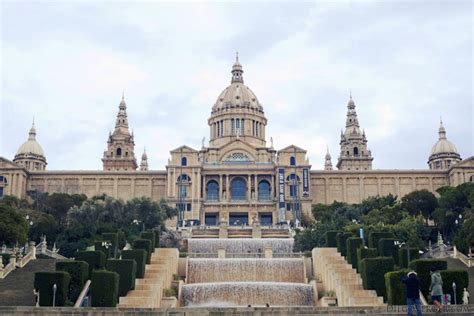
360 257 395 300
94 241 112 258
357 247 378 272
133 239 152 264
102 233 119 258
34 271 71 306
1 254 11 266
75 251 106 278
140 231 156 252
122 249 147 278
368 231 394 249
106 259 137 297
440 270 469 304
346 237 363 269
408 259 447 298
152 228 161 247
378 238 398 263
385 269 410 305
336 232 353 257
325 231 339 247
91 270 119 307
56 260 89 302
398 248 420 268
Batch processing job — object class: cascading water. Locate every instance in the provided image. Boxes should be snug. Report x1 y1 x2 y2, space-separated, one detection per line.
187 238 294 254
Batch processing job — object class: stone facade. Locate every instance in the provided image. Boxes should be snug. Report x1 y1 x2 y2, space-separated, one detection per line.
1 56 473 226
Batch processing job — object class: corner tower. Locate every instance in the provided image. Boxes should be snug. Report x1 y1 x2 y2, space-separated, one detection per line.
102 95 137 171
208 54 267 148
336 95 373 171
13 120 47 171
428 119 461 169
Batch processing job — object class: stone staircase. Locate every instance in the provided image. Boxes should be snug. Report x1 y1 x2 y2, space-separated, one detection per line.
312 248 385 307
118 248 179 308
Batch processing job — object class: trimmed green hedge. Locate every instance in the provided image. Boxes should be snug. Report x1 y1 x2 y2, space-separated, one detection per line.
133 239 152 264
106 259 137 297
325 231 339 248
94 241 112 258
357 247 378 272
408 259 447 298
56 260 89 302
378 238 398 263
75 251 106 278
1 254 11 266
102 233 119 258
398 248 420 268
385 269 410 305
34 271 71 306
360 257 395 300
336 232 353 257
346 237 363 269
91 270 119 307
440 270 469 304
140 231 156 252
368 232 394 249
152 228 161 247
122 249 147 278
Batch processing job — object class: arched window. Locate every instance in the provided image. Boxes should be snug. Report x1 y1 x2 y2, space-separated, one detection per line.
177 174 191 183
353 147 359 156
287 174 300 197
177 174 191 198
290 156 296 166
116 148 122 157
230 177 247 201
206 180 219 201
181 157 187 166
258 180 271 201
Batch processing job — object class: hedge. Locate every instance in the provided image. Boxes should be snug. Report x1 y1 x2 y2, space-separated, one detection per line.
368 231 394 249
133 239 152 264
94 241 112 259
152 228 161 247
56 260 89 302
357 247 378 272
440 270 469 304
408 259 447 298
325 231 339 248
75 251 106 278
102 233 119 258
91 270 119 307
34 271 71 306
336 232 353 257
378 238 398 263
140 231 156 252
1 254 11 266
346 237 363 269
385 269 410 305
398 248 420 268
360 257 395 300
122 249 147 278
106 259 137 297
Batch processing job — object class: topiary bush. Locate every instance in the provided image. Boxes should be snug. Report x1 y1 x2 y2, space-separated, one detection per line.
34 271 71 306
121 249 147 278
106 259 137 297
325 231 339 247
133 239 152 264
385 269 410 305
398 248 420 268
140 231 156 252
336 232 353 257
102 233 119 258
346 237 363 269
91 270 119 307
75 250 106 278
152 228 161 247
368 231 394 249
357 247 378 272
408 259 447 298
1 254 11 266
440 270 469 304
56 260 89 303
360 257 395 300
378 238 398 263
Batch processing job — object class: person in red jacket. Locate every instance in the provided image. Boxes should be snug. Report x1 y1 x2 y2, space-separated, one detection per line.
402 271 422 316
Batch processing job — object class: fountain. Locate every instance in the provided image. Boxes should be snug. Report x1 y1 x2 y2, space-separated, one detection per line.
187 238 294 254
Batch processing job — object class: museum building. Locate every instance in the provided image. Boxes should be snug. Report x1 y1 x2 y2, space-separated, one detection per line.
1 57 473 226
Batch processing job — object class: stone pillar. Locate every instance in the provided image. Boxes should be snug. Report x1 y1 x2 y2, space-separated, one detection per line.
226 174 230 201
219 217 228 238
270 174 275 199
217 247 226 258
202 174 206 201
254 174 258 201
264 246 273 258
29 241 36 260
247 175 251 201
252 217 261 238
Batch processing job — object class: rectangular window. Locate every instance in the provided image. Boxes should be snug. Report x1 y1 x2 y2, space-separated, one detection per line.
187 203 192 211
256 122 259 136
241 119 244 135
231 118 235 135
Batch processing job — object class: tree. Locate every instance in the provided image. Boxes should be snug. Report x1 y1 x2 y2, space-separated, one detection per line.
44 193 86 226
401 190 438 222
454 218 474 254
312 203 332 223
0 204 28 244
359 194 397 215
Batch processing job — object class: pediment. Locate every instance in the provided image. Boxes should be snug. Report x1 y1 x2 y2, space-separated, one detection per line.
217 140 258 162
278 144 307 153
454 156 474 167
170 145 199 154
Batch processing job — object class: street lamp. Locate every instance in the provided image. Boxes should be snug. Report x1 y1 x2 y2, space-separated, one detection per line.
452 282 457 305
52 284 57 307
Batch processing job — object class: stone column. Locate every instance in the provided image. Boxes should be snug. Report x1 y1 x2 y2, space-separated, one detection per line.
226 174 230 201
219 174 223 201
247 175 251 201
202 174 206 201
254 174 258 201
377 177 381 196
270 174 275 200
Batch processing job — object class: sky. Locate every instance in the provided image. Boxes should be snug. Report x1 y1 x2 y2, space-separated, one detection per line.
0 0 472 171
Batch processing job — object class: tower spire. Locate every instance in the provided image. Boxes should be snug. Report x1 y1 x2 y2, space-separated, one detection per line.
324 146 333 170
231 52 243 83
438 117 446 139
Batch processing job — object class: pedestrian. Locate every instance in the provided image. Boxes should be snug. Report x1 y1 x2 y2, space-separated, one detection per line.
462 288 469 305
429 267 443 312
401 271 422 316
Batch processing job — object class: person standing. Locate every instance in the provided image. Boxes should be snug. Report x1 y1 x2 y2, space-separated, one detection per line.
402 271 422 316
429 267 443 312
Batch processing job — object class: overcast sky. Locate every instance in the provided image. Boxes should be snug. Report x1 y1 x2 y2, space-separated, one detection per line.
1 0 472 171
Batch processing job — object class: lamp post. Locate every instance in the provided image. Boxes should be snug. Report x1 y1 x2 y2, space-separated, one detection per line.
452 282 457 305
52 283 57 307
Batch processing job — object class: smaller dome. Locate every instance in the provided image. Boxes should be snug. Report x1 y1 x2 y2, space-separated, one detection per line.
16 122 45 157
430 139 459 156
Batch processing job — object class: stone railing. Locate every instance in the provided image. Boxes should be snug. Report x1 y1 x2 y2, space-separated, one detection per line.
0 241 38 278
453 246 473 267
35 236 67 260
16 242 37 268
0 255 17 279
